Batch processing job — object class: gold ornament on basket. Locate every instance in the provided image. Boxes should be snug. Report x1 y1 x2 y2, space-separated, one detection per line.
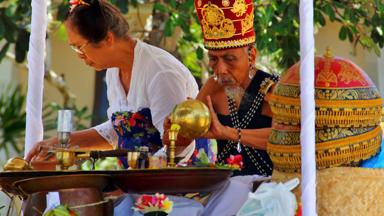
168 99 211 167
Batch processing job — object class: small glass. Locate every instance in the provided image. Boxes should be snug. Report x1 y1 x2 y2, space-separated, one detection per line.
149 156 160 169
127 151 139 169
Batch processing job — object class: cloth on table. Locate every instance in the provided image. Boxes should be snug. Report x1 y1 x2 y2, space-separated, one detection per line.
114 194 204 216
202 175 268 216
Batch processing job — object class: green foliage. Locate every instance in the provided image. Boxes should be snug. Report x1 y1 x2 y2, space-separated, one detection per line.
0 0 31 63
0 84 92 159
43 102 93 134
0 85 26 157
151 0 384 71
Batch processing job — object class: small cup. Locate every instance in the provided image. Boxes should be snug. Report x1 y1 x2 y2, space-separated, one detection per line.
127 151 139 169
148 156 160 169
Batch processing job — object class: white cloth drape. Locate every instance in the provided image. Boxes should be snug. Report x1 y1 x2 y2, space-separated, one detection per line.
24 0 47 155
299 0 317 215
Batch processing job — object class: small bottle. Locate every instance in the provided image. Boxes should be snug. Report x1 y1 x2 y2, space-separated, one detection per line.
137 146 149 169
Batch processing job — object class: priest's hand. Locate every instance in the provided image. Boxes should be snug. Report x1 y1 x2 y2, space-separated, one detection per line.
201 95 226 140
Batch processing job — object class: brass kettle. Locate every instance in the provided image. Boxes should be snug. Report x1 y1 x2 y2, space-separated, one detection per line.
168 99 211 167
171 99 211 139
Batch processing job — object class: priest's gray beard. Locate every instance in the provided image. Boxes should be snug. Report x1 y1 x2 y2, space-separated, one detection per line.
224 85 245 104
217 74 245 104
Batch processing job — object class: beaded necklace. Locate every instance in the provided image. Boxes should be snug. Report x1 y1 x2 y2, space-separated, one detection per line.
217 75 279 176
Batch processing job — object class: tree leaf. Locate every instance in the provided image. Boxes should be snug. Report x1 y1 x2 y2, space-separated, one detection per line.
347 27 354 43
0 42 10 60
339 26 347 40
196 46 204 60
164 18 175 37
153 2 170 13
323 4 335 21
314 9 325 26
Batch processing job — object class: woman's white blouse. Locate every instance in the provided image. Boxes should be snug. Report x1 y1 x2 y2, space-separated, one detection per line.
93 40 199 148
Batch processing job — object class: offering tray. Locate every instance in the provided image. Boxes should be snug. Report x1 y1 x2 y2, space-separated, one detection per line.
11 173 113 216
0 170 115 195
105 167 232 194
1 168 232 195
13 174 110 197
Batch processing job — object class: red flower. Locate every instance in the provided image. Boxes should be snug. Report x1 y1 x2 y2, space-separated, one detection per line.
129 118 136 127
134 193 173 214
132 112 144 120
141 195 153 206
226 154 243 169
193 149 199 157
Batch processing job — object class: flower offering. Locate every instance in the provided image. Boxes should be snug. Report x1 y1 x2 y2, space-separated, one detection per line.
133 193 173 215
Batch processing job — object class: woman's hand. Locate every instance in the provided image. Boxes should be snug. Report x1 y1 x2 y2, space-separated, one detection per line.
25 137 57 163
202 95 227 140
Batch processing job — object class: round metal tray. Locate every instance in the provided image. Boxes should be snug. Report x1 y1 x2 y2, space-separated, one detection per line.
0 168 232 195
13 174 110 196
106 168 232 194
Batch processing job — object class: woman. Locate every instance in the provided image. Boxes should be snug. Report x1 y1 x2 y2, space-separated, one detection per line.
25 0 198 165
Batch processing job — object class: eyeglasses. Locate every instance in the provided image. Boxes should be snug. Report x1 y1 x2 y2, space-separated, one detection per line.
70 41 89 55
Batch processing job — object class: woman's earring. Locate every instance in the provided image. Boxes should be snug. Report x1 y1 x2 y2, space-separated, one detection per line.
213 74 218 81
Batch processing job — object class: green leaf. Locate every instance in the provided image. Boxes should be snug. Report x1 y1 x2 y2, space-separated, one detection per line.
164 19 175 37
339 26 348 40
315 9 326 26
56 2 70 21
323 4 335 21
179 0 194 10
196 46 204 60
347 27 354 43
265 5 273 25
153 2 170 13
0 42 10 60
0 18 5 38
168 0 177 8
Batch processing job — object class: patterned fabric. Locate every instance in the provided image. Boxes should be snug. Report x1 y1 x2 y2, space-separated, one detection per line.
111 108 162 168
217 70 274 176
194 0 255 49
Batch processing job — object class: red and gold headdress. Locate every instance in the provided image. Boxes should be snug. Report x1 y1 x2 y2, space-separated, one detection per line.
194 0 255 49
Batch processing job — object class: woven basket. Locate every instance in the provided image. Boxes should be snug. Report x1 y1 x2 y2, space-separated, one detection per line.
272 167 384 216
